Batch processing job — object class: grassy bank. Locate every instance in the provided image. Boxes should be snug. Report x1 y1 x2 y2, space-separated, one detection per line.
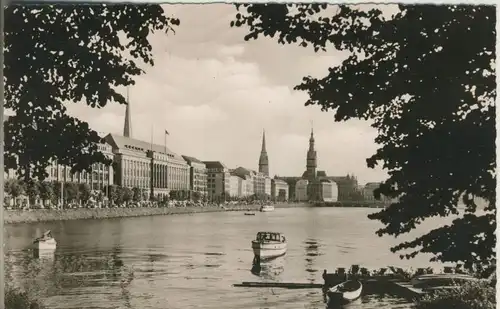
5 203 307 224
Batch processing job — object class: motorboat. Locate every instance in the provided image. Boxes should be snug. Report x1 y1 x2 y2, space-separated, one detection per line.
251 231 287 263
33 230 57 250
244 212 256 216
260 205 275 212
327 280 363 305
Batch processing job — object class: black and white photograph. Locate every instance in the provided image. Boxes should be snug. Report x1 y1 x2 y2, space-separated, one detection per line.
0 2 496 309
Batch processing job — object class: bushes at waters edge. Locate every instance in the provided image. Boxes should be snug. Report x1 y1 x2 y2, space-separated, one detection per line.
415 280 495 309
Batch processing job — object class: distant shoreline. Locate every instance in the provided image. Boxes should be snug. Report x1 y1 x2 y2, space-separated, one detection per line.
5 203 308 224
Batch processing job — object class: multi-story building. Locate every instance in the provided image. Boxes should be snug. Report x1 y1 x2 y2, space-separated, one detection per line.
271 178 289 201
229 174 240 198
242 174 254 197
104 134 190 199
295 179 309 202
362 182 381 201
232 167 271 199
45 140 115 191
264 177 271 196
309 179 338 202
361 182 395 202
182 155 207 195
321 180 338 202
166 152 190 192
103 98 190 199
203 161 230 200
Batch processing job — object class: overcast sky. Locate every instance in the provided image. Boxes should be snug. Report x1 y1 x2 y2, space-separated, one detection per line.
66 4 394 185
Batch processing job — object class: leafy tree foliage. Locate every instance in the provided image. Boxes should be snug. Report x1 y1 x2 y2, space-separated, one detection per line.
5 179 25 198
105 185 120 204
39 181 54 201
132 187 143 202
52 181 62 204
4 5 180 181
232 4 495 271
121 187 133 203
78 183 91 204
63 182 79 202
192 191 201 202
25 180 40 204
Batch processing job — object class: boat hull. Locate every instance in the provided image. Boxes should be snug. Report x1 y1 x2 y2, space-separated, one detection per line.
327 280 363 305
260 206 274 212
33 239 57 250
252 241 287 259
410 274 478 288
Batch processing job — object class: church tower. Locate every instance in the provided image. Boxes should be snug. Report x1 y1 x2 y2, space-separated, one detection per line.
258 129 269 176
123 87 132 138
306 127 317 180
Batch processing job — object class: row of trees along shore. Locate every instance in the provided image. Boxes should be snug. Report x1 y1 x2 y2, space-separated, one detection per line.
3 4 495 309
4 178 274 208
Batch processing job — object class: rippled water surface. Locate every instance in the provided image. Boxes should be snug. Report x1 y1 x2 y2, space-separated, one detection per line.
6 207 446 309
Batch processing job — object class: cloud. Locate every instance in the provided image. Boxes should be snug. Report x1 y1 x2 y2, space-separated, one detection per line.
66 4 388 185
218 45 245 58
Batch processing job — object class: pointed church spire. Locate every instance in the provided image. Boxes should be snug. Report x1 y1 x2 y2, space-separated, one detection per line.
123 87 132 138
258 129 269 176
309 120 315 143
306 123 317 180
261 129 267 152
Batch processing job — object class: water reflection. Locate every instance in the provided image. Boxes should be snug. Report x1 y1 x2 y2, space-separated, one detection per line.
250 256 285 281
304 238 323 283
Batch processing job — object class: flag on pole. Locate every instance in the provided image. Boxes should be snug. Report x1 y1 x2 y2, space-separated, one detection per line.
165 129 169 136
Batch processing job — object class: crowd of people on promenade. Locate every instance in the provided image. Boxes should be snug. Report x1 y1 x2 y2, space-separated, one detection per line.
12 199 282 211
3 178 297 211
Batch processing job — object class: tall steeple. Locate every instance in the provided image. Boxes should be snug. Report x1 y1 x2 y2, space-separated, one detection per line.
123 87 132 138
306 125 317 180
258 129 269 176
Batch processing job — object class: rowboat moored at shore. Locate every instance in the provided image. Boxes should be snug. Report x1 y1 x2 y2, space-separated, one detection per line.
327 280 363 306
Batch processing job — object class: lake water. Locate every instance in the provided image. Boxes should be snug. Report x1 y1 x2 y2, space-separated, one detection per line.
5 207 447 309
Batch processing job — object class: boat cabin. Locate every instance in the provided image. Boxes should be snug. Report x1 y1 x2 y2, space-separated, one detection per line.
255 232 285 243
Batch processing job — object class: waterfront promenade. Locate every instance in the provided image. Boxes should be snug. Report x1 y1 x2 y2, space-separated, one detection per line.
5 202 308 224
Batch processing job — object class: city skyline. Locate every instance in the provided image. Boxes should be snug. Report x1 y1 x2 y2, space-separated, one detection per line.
62 4 390 185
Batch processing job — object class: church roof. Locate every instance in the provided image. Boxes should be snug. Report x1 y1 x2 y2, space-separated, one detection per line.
104 133 184 161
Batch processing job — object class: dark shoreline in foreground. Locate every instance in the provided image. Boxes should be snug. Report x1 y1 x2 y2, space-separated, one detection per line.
5 203 308 224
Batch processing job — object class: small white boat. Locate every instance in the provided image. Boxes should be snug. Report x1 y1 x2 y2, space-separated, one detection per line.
33 230 57 250
327 280 363 305
252 231 287 262
260 205 275 212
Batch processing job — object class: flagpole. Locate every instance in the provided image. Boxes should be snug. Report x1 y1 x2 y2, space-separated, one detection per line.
164 130 167 153
150 124 153 151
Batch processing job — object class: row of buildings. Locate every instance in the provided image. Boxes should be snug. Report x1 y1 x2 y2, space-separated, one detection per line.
4 102 289 202
5 97 385 203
